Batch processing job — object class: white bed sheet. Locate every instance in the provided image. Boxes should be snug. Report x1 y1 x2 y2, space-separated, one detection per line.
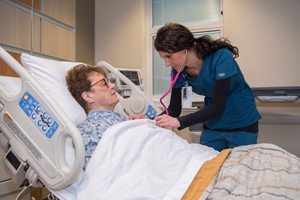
53 119 218 200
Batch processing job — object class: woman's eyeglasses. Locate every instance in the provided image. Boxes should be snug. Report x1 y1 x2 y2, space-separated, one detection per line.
90 78 110 88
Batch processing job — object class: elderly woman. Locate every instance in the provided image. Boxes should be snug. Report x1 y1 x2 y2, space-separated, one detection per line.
66 64 145 169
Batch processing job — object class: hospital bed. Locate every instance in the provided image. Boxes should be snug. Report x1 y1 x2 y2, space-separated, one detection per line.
0 47 300 200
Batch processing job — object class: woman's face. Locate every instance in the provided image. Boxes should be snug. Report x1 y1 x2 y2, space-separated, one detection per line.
88 72 119 111
158 50 187 72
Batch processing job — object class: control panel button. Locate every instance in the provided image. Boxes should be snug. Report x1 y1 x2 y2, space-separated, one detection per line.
31 113 37 120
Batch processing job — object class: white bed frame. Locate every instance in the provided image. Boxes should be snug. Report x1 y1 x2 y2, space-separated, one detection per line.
0 47 85 191
0 46 162 193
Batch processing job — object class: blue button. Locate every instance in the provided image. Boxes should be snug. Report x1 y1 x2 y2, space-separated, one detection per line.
32 113 37 120
43 112 48 119
36 106 41 112
47 118 52 124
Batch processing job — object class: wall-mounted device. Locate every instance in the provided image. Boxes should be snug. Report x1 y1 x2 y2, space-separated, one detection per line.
252 87 300 103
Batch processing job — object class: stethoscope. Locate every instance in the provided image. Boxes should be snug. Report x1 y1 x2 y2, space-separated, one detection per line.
160 50 187 115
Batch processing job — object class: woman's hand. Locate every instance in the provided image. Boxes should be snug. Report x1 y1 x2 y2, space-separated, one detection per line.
154 114 180 128
129 113 147 120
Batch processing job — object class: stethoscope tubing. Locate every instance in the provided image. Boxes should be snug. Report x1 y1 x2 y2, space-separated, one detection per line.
160 50 187 115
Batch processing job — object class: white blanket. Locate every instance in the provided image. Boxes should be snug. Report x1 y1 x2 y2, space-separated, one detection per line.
54 119 218 200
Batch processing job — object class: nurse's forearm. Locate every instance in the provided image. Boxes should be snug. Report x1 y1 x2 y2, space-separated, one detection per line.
177 77 231 130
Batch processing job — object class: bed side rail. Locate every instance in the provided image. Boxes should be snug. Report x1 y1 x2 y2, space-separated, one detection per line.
97 61 162 119
0 46 85 191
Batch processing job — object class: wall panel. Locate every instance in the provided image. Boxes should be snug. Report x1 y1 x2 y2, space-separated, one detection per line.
0 1 40 53
17 0 40 10
41 20 75 60
40 0 76 60
0 0 75 61
41 0 75 27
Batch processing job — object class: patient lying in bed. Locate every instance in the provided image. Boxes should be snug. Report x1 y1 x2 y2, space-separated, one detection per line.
66 64 146 169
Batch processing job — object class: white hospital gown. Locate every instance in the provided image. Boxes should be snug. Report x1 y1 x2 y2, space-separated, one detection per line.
77 110 127 169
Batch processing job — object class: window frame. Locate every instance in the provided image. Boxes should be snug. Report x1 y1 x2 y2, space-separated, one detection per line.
147 0 224 105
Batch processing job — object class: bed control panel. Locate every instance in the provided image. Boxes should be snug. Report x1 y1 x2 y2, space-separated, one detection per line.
19 92 58 139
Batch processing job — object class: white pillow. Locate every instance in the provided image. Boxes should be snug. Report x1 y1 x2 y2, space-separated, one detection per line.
20 54 128 126
21 53 87 126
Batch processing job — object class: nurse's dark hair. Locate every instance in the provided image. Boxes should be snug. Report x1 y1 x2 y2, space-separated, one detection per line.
66 64 106 113
154 23 239 59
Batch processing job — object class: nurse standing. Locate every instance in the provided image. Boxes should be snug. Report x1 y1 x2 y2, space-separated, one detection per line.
154 23 261 151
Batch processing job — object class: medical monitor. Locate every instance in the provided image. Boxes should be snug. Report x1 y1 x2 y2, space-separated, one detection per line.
119 70 141 86
107 68 144 98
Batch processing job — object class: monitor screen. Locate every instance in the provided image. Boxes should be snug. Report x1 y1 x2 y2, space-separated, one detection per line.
6 151 21 170
120 70 140 85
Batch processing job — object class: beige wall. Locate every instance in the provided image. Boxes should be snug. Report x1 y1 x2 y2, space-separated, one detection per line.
95 0 148 90
223 0 300 88
76 0 95 63
95 0 300 94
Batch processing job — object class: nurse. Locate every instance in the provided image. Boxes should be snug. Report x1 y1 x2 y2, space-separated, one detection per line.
154 23 261 151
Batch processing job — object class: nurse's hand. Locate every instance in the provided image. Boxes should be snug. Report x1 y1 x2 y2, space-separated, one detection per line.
154 114 180 128
129 113 147 120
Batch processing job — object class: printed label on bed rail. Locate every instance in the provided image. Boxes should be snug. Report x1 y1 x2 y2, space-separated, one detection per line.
145 105 157 118
3 113 42 160
19 92 58 138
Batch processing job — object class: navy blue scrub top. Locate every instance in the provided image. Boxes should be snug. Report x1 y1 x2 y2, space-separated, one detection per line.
172 48 261 130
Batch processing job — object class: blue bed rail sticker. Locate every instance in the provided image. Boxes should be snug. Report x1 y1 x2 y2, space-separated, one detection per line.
19 92 58 138
144 105 157 119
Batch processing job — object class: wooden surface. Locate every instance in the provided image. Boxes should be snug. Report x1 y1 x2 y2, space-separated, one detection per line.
17 0 40 10
0 51 20 77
